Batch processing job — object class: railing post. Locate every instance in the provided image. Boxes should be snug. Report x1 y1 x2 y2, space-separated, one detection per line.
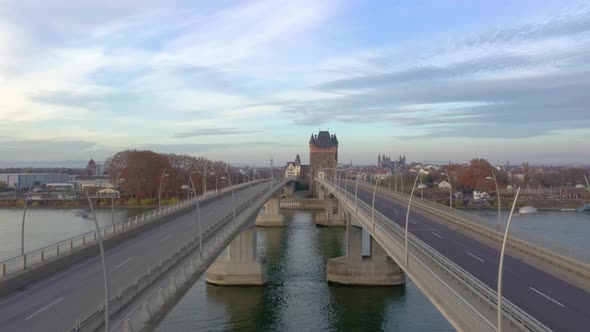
56 244 60 256
82 235 86 246
41 250 44 262
70 240 73 250
94 231 97 241
22 254 27 270
1 263 5 276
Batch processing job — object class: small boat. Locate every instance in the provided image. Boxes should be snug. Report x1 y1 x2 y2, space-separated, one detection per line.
519 206 538 214
578 203 590 212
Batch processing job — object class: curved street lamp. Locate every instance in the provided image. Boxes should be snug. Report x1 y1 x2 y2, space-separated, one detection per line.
20 176 35 255
355 170 361 213
486 169 501 229
371 177 384 232
441 170 453 208
86 192 110 332
187 174 203 257
497 187 521 332
222 169 236 226
405 173 427 266
158 170 170 208
111 178 125 225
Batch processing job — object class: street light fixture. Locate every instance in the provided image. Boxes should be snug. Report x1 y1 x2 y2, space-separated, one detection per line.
85 192 110 332
497 187 521 332
441 170 453 208
371 177 384 232
111 178 125 225
158 170 170 208
405 173 426 266
221 169 236 227
20 176 35 255
486 169 501 229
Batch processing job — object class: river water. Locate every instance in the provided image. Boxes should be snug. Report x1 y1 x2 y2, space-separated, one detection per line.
156 210 453 331
0 207 148 261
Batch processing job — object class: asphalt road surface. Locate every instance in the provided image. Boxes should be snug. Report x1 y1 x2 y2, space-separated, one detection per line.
0 182 271 332
346 183 590 331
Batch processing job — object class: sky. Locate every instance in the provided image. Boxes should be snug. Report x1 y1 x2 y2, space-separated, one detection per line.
0 0 589 167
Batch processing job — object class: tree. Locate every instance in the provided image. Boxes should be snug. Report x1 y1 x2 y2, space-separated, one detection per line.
457 158 496 191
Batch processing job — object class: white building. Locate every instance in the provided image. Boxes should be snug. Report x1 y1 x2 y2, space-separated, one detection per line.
285 163 301 178
438 181 451 189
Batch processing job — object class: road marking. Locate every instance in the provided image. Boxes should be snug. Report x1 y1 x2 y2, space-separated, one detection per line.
392 210 399 215
431 232 443 239
466 251 485 263
530 287 565 307
113 257 133 270
159 234 171 243
409 219 417 224
26 297 64 320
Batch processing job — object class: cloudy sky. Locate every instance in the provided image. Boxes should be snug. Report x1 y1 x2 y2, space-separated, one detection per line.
0 0 589 166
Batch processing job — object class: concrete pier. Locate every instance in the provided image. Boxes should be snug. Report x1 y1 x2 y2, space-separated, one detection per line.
315 199 345 227
255 197 286 227
206 227 267 285
327 213 405 286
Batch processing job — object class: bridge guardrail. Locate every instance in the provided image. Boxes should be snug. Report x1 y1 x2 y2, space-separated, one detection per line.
322 180 550 332
351 180 590 279
72 179 286 332
0 180 267 282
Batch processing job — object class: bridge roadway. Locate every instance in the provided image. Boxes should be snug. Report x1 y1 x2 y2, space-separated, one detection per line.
344 182 590 331
0 181 271 332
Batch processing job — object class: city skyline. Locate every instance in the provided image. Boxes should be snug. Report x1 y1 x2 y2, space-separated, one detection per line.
1 0 589 165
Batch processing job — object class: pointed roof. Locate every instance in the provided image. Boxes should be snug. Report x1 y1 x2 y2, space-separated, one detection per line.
311 130 338 148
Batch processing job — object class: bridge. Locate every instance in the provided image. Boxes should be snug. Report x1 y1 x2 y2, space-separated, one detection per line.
0 174 588 331
316 176 590 331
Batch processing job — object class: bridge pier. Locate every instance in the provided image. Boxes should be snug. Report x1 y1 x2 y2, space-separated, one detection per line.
315 198 345 227
206 226 267 285
327 213 405 286
281 182 295 198
255 197 286 227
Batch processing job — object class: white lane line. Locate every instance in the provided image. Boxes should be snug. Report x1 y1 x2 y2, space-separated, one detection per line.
392 210 400 215
113 257 133 270
466 251 485 263
530 287 565 307
159 234 171 243
409 219 417 224
26 297 64 320
431 232 443 239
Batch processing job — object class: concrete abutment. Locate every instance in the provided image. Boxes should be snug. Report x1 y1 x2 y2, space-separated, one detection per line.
327 213 405 286
206 227 267 286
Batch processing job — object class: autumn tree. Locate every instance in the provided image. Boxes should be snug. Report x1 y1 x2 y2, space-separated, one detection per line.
457 158 498 191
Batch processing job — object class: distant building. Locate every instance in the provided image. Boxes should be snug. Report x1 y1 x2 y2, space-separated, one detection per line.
285 154 302 178
0 173 70 190
309 131 338 193
438 181 451 189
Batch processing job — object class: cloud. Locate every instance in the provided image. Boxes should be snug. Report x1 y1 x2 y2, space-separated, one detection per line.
172 128 260 138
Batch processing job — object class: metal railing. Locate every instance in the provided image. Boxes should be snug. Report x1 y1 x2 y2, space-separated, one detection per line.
0 180 266 281
322 179 550 332
354 180 590 275
71 179 287 332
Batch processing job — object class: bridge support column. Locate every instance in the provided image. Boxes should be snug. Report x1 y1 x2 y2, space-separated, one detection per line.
315 199 345 227
282 182 295 198
327 213 404 286
206 227 267 285
255 197 286 227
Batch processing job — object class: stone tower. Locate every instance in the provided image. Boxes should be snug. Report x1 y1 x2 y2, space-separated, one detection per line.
309 130 338 194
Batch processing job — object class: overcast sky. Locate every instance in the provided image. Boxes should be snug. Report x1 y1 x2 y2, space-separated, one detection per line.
0 0 589 166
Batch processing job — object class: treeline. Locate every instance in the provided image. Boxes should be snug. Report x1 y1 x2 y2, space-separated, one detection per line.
106 150 267 199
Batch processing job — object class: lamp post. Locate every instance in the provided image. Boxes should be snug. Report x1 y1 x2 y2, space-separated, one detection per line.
372 177 384 232
405 173 426 266
110 178 125 225
86 192 110 332
497 187 521 332
354 171 361 211
222 169 236 226
399 172 405 193
441 170 453 208
189 174 203 257
486 169 501 229
20 176 35 256
584 174 589 193
158 170 170 208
